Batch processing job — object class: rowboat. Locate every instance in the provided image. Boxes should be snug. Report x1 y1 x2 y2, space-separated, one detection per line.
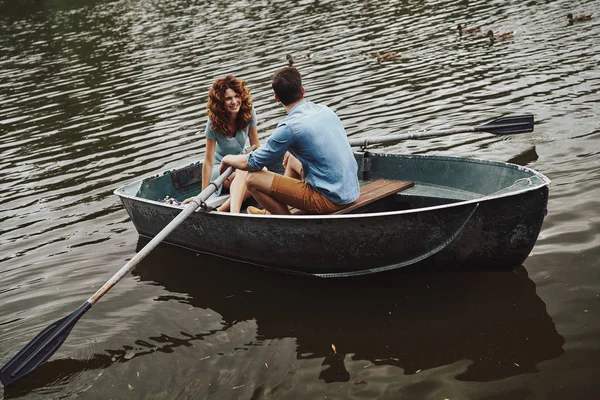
114 150 550 277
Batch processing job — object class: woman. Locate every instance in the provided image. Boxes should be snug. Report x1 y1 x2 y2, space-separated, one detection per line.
185 75 259 213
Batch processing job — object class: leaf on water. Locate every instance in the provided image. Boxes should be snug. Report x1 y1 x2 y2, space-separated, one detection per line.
331 344 337 353
233 385 245 390
514 362 520 367
128 384 134 390
415 369 422 374
200 356 211 361
265 363 269 368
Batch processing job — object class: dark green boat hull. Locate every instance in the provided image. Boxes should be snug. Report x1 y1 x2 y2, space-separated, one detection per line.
114 152 550 277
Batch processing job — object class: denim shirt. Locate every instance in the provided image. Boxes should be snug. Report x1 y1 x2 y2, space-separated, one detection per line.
247 100 360 204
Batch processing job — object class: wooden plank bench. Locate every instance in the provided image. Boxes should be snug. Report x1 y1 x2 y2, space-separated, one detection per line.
289 179 414 215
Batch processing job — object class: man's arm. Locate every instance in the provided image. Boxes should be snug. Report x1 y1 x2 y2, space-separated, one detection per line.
219 154 250 174
246 124 292 171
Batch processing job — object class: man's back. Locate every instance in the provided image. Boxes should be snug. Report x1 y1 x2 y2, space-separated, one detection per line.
281 101 359 204
248 100 360 204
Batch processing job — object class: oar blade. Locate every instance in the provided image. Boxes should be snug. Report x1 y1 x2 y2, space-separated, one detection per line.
478 114 534 135
0 303 89 387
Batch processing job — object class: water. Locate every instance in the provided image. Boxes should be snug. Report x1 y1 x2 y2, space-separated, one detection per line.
1 0 599 398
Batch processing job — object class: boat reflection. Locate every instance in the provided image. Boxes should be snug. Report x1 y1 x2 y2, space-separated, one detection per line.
134 240 563 383
3 241 563 397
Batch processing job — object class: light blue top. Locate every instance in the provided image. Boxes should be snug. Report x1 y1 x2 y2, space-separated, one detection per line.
206 107 257 185
206 107 258 165
205 108 257 195
247 100 360 205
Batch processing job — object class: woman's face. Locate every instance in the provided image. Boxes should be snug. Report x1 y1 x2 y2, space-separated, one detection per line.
223 88 241 115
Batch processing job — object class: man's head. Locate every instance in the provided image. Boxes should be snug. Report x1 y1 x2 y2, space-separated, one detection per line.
272 67 304 106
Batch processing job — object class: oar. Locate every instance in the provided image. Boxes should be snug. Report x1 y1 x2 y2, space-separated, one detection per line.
0 145 256 387
348 114 534 148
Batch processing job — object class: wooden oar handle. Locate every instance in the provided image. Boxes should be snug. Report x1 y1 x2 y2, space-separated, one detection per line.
88 143 260 305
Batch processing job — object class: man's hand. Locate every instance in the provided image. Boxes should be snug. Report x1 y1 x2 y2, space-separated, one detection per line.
219 155 233 175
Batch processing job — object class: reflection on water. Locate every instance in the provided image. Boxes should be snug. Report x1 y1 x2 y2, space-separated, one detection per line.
506 146 539 167
132 241 564 383
3 241 564 397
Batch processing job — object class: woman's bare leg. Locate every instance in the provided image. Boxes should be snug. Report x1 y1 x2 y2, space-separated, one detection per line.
217 197 231 212
284 152 303 179
228 170 249 213
216 175 234 212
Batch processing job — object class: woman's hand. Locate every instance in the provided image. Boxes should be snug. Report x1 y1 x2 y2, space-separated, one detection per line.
182 197 194 204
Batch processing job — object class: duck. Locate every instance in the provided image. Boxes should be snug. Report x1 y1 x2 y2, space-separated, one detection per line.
373 51 399 63
486 29 515 42
286 54 312 66
567 13 593 24
457 23 481 35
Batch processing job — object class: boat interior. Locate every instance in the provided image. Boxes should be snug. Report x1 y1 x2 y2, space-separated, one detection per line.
119 152 548 215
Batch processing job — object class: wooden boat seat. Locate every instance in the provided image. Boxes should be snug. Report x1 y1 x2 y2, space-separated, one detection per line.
289 179 414 215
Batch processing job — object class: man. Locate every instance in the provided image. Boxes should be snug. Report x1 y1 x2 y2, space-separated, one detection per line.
219 67 360 215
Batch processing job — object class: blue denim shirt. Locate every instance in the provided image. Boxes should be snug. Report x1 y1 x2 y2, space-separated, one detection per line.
247 100 360 204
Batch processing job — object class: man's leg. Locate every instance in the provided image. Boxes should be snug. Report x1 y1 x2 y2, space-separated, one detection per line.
246 170 291 215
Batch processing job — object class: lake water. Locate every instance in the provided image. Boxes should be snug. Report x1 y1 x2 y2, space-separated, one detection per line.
1 0 600 398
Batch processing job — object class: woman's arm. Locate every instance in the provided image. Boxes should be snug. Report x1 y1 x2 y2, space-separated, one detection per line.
182 138 217 205
248 125 260 149
202 138 216 190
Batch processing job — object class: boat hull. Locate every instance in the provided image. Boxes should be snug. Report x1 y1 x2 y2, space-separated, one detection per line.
115 152 550 277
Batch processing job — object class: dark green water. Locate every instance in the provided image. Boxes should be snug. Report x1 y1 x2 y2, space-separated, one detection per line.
1 0 599 398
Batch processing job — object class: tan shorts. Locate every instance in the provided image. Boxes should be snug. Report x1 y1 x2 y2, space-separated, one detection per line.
271 174 347 214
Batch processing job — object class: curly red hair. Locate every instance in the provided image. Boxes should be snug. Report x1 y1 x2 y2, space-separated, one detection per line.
207 75 253 138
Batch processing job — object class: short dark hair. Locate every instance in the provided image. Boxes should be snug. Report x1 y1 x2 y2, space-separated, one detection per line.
271 67 303 106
